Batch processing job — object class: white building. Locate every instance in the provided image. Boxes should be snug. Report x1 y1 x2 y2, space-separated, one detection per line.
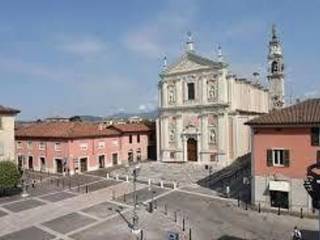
0 105 20 161
156 27 284 167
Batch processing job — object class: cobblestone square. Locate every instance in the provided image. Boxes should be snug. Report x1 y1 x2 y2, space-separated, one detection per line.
42 212 97 234
2 199 46 213
0 226 55 240
81 201 126 219
40 191 77 202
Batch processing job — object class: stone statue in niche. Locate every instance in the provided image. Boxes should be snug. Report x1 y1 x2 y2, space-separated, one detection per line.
209 128 216 144
168 86 175 104
208 82 217 101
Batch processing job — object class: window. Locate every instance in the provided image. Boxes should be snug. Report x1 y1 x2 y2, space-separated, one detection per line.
27 141 33 149
267 149 290 167
80 143 88 151
98 141 105 149
55 142 62 151
0 117 2 129
271 61 278 73
187 82 195 100
136 148 141 161
129 135 133 144
270 191 289 209
170 152 175 159
39 142 46 150
317 151 320 166
137 134 140 143
128 150 133 162
17 141 22 149
311 127 320 146
210 154 217 162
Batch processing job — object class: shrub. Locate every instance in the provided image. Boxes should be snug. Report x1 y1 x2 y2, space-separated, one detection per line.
0 160 21 190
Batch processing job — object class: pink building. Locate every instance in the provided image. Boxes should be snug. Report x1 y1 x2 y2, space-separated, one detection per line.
246 99 320 212
15 121 151 174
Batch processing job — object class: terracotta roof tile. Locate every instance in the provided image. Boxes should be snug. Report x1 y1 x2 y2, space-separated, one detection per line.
15 122 121 139
0 105 20 115
108 123 150 133
246 98 320 126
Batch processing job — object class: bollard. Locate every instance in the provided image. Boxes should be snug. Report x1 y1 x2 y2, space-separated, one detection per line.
148 179 151 186
148 202 153 213
77 183 80 192
237 194 240 207
182 217 185 232
126 175 129 182
245 201 248 211
32 180 35 188
173 182 177 189
174 211 177 223
300 208 303 219
62 179 65 189
69 180 71 190
123 193 126 202
258 203 261 213
85 185 89 194
164 204 167 215
160 181 164 188
115 175 119 181
277 205 280 215
189 228 192 240
154 200 157 209
106 173 110 179
57 179 60 187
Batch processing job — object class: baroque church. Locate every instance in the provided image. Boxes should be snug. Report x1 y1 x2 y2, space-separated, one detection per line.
156 26 285 167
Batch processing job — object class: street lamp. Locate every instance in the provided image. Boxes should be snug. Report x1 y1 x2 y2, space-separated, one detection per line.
131 164 141 236
21 158 29 198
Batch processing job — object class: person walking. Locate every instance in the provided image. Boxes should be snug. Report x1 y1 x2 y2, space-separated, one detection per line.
292 226 302 240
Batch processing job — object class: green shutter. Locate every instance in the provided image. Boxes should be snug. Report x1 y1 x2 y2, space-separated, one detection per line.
284 150 290 167
267 149 273 167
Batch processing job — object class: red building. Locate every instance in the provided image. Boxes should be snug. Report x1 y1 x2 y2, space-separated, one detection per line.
15 121 151 174
246 99 320 212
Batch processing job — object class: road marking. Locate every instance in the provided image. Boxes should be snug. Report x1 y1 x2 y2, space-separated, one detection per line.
36 223 74 240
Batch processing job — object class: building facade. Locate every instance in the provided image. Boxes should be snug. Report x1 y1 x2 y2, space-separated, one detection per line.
0 105 20 161
247 99 320 212
156 29 283 167
15 122 150 174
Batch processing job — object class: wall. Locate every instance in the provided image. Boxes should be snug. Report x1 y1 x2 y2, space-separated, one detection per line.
0 115 16 161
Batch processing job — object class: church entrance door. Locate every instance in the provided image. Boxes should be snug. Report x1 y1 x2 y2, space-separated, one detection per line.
187 138 197 161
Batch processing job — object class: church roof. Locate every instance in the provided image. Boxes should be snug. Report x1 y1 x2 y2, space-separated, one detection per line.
246 98 320 126
161 51 227 76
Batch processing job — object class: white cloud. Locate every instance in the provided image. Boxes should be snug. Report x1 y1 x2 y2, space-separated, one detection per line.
56 35 108 58
123 0 197 59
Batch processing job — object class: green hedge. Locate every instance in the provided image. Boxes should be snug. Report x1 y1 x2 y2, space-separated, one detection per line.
0 160 21 189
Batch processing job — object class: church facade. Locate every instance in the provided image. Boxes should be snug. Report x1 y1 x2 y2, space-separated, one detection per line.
156 26 285 167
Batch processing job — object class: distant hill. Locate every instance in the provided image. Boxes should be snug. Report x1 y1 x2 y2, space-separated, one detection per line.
106 110 158 120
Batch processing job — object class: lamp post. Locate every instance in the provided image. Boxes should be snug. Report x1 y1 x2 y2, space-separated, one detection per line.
131 164 141 237
21 158 29 198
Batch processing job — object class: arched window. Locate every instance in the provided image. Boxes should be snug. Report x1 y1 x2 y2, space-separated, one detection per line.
128 149 133 162
136 148 141 161
271 61 278 73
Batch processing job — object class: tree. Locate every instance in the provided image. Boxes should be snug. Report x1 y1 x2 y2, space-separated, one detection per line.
0 161 21 194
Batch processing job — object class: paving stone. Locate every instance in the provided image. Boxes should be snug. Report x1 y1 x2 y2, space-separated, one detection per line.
2 199 46 212
42 212 96 234
115 186 167 206
81 201 126 219
0 226 55 240
0 209 8 217
40 191 76 202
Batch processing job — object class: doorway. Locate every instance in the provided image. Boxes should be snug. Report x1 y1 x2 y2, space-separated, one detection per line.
40 157 46 172
56 159 63 173
80 158 88 172
270 191 289 209
28 156 33 169
187 138 197 161
98 155 105 168
112 153 118 165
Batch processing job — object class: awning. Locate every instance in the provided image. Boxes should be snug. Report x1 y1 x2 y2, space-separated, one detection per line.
269 181 290 192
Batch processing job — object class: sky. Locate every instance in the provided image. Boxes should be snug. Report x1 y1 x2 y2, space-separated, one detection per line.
0 0 320 120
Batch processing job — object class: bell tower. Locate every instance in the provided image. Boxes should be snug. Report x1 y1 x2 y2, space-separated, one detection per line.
268 24 285 110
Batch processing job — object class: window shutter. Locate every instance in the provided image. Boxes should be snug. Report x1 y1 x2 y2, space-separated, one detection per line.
267 149 273 167
311 128 320 146
284 150 290 167
317 151 320 166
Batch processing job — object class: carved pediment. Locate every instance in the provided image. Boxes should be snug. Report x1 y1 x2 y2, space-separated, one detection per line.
167 57 209 74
